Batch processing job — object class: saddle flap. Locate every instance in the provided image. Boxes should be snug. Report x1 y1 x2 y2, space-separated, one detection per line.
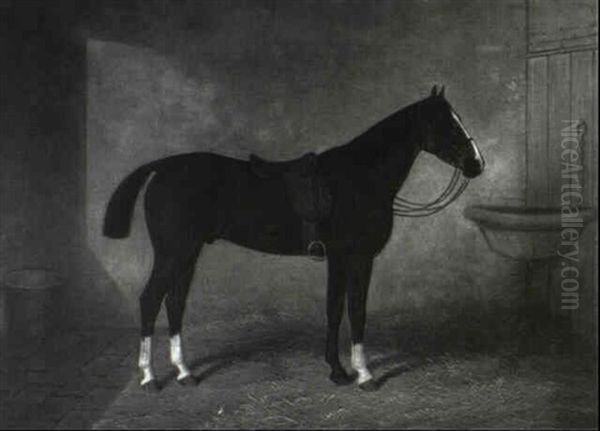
287 174 332 221
249 152 331 221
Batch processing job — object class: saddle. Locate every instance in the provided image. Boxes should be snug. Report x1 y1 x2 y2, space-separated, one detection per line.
250 152 315 178
250 152 332 260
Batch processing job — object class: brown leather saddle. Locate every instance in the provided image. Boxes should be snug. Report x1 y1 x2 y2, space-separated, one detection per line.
250 152 332 259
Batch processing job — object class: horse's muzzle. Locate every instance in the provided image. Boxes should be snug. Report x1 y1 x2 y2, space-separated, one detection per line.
463 157 485 178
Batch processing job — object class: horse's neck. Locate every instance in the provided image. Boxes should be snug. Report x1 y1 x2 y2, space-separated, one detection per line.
387 136 420 197
319 100 424 197
360 102 423 196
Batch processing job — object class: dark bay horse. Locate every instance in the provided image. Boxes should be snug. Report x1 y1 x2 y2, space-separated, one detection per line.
102 86 484 391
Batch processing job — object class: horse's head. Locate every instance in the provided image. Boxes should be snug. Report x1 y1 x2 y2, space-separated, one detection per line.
418 85 485 178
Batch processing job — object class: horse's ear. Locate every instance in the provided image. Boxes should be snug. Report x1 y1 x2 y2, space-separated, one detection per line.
430 85 438 96
439 85 445 97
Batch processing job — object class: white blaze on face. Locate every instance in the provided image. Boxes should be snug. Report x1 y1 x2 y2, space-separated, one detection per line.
351 343 373 384
138 337 155 385
471 140 484 164
170 334 191 380
451 110 471 140
451 110 483 164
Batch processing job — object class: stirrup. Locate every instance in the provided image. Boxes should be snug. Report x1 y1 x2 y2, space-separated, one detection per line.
307 240 326 261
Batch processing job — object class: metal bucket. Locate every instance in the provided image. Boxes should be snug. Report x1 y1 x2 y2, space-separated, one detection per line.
3 268 62 342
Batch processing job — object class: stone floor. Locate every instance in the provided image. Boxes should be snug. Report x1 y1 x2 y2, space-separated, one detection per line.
92 315 597 429
0 329 138 429
0 311 596 429
95 349 598 429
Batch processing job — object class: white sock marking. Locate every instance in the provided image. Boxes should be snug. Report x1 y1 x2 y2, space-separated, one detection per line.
170 334 191 380
138 337 155 385
351 343 373 385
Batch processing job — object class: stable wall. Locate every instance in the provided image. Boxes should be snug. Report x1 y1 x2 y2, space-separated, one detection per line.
85 0 528 330
1 0 529 334
0 1 134 335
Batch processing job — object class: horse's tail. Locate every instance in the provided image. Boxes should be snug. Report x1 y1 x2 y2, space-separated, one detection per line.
102 161 159 239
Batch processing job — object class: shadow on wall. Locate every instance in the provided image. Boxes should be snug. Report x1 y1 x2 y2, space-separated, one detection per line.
59 246 137 330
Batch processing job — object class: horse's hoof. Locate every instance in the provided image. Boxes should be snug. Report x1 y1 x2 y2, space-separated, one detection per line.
329 370 355 386
358 379 379 392
177 375 198 387
141 380 161 393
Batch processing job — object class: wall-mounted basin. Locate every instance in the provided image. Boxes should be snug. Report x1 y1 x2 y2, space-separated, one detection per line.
464 205 596 260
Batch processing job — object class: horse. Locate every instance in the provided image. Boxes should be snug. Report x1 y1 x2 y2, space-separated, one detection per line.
102 85 485 392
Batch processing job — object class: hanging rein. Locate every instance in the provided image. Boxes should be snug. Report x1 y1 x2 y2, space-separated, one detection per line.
393 168 470 217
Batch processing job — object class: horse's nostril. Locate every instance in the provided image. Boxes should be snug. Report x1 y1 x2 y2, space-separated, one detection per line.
463 158 484 178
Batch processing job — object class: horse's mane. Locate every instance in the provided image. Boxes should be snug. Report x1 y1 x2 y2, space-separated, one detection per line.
320 97 424 162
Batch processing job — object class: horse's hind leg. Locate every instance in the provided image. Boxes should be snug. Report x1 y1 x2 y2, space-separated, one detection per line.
138 253 177 390
165 247 201 386
137 244 201 389
138 168 214 390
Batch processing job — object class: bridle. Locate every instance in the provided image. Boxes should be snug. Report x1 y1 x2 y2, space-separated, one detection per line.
393 98 475 217
393 167 470 217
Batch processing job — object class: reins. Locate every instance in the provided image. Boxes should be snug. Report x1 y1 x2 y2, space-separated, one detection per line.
393 168 470 217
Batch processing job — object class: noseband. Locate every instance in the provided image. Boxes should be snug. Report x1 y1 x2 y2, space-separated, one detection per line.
393 168 469 217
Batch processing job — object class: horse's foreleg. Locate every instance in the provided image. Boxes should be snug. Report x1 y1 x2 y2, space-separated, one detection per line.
351 343 373 385
326 255 354 385
347 256 376 390
169 334 193 383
